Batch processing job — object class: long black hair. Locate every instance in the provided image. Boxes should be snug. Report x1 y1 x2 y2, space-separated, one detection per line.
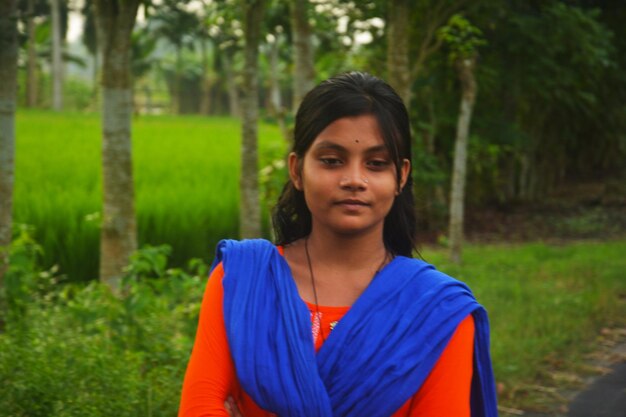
272 72 417 257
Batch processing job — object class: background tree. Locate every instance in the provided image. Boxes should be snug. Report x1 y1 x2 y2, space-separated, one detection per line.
0 0 18 286
149 0 199 114
24 0 38 107
130 25 157 113
461 1 623 204
266 30 290 141
222 44 241 117
381 0 471 233
17 0 77 109
290 0 315 112
507 2 618 200
50 0 63 110
264 0 291 141
438 14 484 263
386 0 410 105
382 0 469 113
81 0 99 97
239 0 266 238
196 2 216 116
93 0 141 290
205 0 242 117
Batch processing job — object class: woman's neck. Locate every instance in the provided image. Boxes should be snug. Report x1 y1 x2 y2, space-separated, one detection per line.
283 224 390 307
305 226 387 272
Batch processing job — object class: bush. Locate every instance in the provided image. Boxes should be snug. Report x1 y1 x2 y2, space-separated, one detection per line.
0 235 207 417
63 77 96 112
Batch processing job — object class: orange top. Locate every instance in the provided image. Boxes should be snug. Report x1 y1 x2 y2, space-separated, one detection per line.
179 262 475 417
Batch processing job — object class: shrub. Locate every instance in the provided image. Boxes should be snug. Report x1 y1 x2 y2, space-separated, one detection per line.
0 235 207 417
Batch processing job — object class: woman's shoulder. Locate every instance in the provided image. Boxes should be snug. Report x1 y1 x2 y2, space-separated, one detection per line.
392 255 470 289
213 238 276 258
215 238 275 251
211 238 281 271
392 255 444 276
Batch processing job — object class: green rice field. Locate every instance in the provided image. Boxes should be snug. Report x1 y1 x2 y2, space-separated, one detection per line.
14 110 286 281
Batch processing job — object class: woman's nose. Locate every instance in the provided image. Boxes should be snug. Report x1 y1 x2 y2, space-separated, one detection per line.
339 166 369 190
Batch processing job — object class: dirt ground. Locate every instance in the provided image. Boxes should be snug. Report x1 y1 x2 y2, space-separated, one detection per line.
463 180 626 243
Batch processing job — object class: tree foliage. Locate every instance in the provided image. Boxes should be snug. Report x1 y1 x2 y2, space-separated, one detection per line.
437 14 486 63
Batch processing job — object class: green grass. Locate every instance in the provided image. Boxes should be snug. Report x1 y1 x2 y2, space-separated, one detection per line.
14 110 285 281
422 240 626 411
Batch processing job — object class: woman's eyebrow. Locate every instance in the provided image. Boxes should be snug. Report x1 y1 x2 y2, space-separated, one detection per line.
312 141 347 152
364 145 388 154
313 141 388 154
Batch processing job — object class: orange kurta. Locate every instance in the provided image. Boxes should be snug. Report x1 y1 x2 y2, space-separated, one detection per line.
179 260 475 417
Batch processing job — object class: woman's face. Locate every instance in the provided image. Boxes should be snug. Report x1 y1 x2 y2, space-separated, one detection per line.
289 114 410 238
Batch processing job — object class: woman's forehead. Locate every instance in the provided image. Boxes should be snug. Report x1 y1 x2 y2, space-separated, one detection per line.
311 115 385 148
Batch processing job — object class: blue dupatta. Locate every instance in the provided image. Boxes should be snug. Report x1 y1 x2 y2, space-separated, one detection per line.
214 239 498 417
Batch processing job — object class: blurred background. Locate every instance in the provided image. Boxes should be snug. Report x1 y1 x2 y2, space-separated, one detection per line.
0 0 625 416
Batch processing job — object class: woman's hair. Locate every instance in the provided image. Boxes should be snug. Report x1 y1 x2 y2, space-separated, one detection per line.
272 71 417 257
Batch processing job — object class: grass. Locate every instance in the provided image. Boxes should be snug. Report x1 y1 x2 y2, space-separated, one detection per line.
422 240 626 412
14 110 285 281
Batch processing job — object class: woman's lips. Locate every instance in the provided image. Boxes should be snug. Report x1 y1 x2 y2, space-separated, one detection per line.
335 199 369 210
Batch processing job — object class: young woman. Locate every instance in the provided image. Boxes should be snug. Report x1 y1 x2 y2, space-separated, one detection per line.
178 72 498 417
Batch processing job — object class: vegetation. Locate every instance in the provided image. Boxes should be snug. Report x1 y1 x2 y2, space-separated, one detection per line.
0 233 206 417
2 0 625 414
1 230 624 415
424 241 626 411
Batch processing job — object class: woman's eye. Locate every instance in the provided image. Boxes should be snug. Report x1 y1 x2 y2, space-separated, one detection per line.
320 157 342 166
367 159 391 169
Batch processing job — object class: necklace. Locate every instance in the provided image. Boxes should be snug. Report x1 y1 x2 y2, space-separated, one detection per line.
303 237 391 342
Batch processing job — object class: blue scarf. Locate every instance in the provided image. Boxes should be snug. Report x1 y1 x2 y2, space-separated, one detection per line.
214 239 498 417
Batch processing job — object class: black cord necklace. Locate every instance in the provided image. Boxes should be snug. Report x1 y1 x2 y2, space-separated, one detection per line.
303 236 391 343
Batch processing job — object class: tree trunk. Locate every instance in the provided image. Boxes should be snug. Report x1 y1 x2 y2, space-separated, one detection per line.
449 57 477 264
26 0 38 107
91 51 99 103
0 0 18 287
199 38 212 115
290 0 315 112
51 0 63 111
239 0 265 238
268 33 290 143
94 0 140 291
173 45 182 114
143 85 153 114
223 52 240 117
386 0 411 107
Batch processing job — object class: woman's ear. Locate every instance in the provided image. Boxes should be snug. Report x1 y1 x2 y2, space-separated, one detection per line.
288 152 303 190
397 159 410 195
